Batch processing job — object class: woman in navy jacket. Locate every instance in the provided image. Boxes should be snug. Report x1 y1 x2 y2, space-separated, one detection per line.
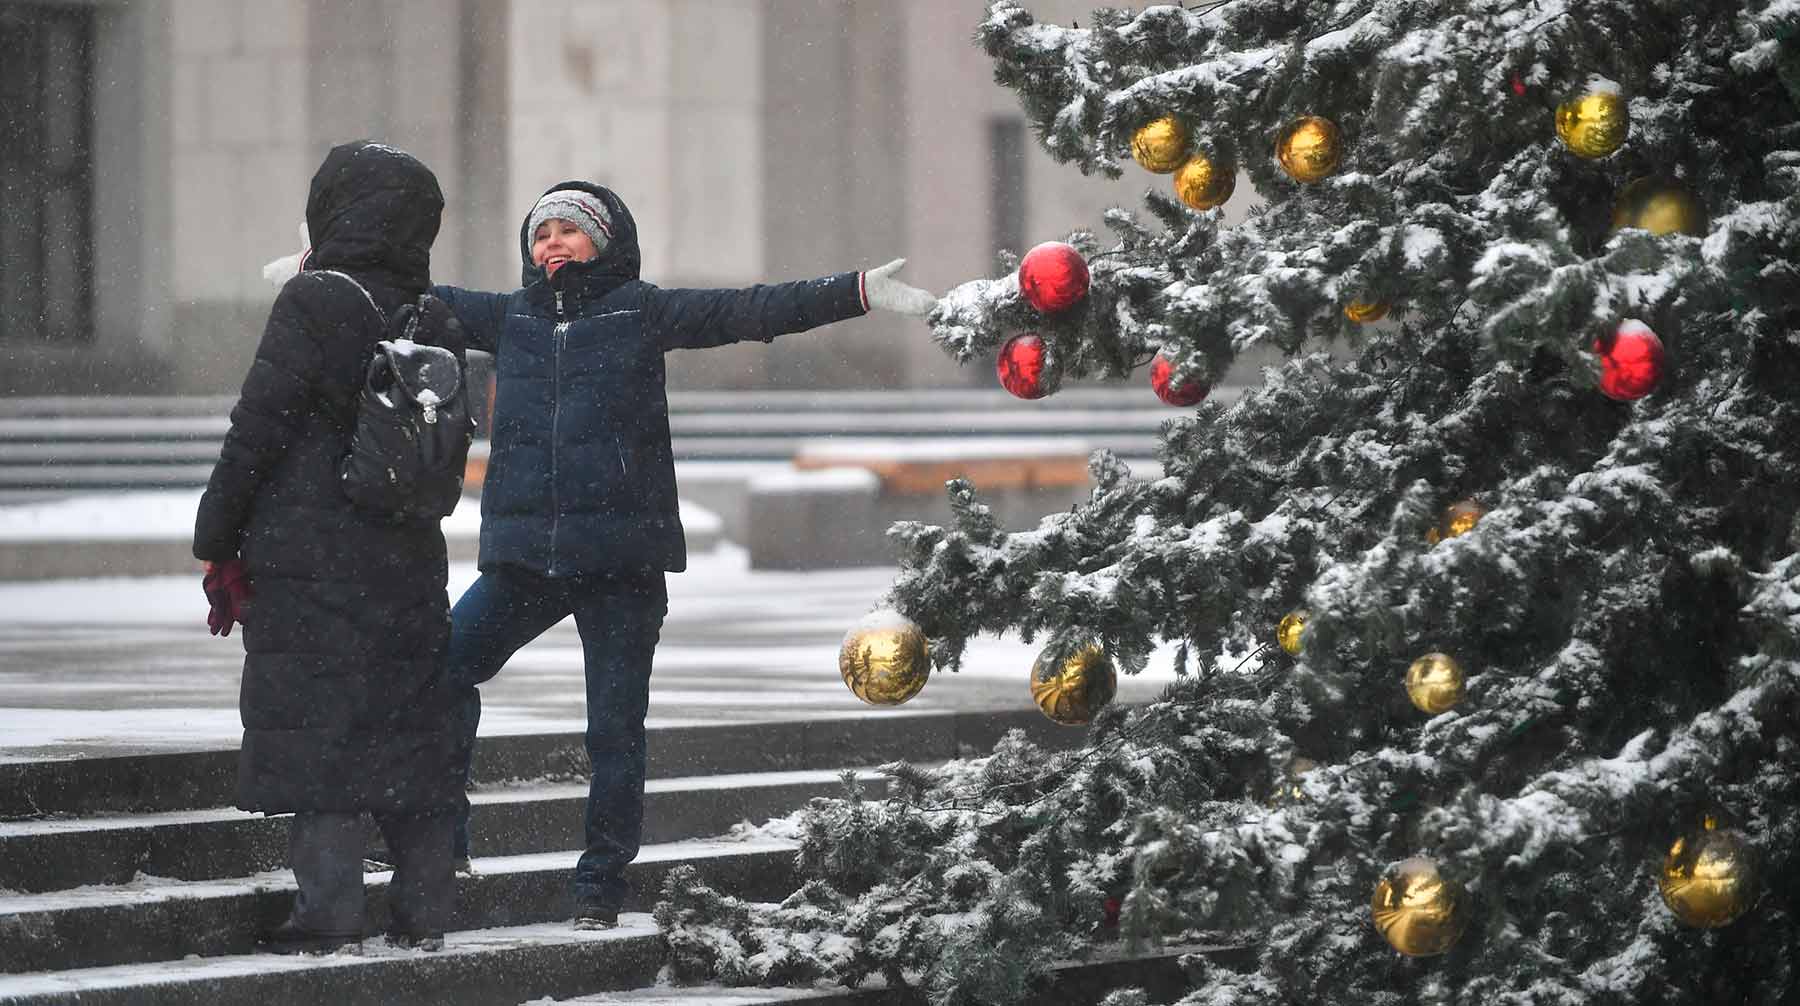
433 181 934 928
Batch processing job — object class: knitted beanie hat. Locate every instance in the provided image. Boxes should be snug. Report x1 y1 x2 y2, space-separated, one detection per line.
526 189 613 254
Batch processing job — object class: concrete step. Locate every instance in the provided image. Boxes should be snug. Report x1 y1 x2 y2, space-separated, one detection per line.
0 769 877 894
0 839 799 975
2 894 1255 1006
0 417 230 442
0 712 1109 1002
0 917 668 1006
0 464 219 489
0 397 237 420
0 443 225 463
0 415 1172 448
542 942 1257 1006
0 388 1207 423
0 710 1068 819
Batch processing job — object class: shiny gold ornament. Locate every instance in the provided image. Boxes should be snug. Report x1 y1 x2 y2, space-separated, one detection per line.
1611 178 1706 237
1344 300 1390 323
1554 88 1628 159
1426 500 1486 544
1276 610 1308 656
1660 816 1758 928
1030 643 1117 725
1371 857 1469 956
1275 115 1343 184
1269 755 1318 806
1130 116 1190 174
1405 652 1466 715
838 612 931 706
1443 501 1484 538
1174 154 1235 210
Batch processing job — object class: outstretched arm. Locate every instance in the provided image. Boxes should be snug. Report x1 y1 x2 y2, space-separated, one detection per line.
646 259 937 351
861 259 938 316
430 285 509 355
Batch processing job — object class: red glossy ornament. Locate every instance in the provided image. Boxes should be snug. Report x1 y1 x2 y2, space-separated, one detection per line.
1149 353 1208 406
1018 242 1090 313
1510 73 1527 97
996 333 1060 399
1594 320 1666 401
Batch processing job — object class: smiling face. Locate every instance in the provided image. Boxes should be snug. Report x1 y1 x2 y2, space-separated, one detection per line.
531 218 599 277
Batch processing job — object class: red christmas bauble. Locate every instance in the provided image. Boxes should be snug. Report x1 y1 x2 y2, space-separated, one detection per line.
1019 242 1090 313
1594 320 1666 401
996 333 1060 399
1149 353 1208 406
1510 73 1527 97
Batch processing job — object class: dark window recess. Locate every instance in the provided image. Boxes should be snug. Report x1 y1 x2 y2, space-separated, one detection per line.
0 4 94 343
988 115 1027 265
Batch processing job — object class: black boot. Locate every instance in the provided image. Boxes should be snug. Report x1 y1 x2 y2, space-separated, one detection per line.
574 897 618 931
383 930 445 952
258 917 363 955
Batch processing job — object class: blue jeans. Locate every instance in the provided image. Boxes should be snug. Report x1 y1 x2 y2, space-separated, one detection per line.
448 564 667 910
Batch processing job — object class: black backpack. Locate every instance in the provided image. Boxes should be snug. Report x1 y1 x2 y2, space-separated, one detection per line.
324 271 474 520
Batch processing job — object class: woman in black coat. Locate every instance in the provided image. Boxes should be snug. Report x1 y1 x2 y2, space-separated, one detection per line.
193 140 466 953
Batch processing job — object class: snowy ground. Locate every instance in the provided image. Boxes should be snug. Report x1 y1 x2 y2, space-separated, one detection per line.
0 543 1189 761
0 488 720 541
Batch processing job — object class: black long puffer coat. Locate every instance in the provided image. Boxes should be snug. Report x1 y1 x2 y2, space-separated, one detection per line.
193 141 466 815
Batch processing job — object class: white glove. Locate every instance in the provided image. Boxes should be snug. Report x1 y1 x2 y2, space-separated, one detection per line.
863 258 937 317
262 221 310 284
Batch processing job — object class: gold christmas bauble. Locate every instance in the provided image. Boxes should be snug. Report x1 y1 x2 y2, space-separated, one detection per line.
1660 817 1758 928
1130 116 1190 174
1371 857 1469 957
1276 116 1343 184
1611 178 1706 237
1269 755 1318 806
1554 88 1628 159
1174 154 1235 210
1276 610 1308 656
838 612 930 706
1406 652 1466 715
1426 500 1486 544
1030 643 1117 725
1344 300 1390 323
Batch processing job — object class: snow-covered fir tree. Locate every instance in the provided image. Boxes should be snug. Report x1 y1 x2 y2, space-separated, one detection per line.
658 1 1800 1002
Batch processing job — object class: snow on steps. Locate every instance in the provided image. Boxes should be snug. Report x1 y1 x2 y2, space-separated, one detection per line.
0 711 1042 819
0 770 874 895
0 710 1103 1004
0 918 666 1006
532 940 1257 1006
0 838 802 975
0 925 1253 1006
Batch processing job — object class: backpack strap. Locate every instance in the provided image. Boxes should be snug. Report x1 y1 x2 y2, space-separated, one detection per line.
313 269 390 329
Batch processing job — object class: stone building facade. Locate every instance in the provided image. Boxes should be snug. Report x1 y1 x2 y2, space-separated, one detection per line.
0 0 1250 396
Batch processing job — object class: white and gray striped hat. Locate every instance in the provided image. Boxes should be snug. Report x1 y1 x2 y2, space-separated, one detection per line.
526 189 613 253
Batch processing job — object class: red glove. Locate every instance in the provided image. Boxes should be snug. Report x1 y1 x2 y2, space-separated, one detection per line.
203 559 252 637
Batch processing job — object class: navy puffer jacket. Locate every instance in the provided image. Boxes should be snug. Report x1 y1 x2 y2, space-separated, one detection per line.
434 181 868 575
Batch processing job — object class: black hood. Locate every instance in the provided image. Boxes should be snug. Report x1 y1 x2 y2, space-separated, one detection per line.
303 141 444 292
518 181 641 297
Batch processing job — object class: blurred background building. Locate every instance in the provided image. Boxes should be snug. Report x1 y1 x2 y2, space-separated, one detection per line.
0 0 1255 397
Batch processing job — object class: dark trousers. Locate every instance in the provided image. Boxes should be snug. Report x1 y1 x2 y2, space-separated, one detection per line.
448 564 667 910
288 810 454 937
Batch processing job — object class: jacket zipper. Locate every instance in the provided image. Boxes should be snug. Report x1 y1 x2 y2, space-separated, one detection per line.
550 289 566 575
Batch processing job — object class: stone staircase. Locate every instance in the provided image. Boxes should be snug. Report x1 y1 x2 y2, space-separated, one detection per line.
0 710 1248 1005
0 389 1183 506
